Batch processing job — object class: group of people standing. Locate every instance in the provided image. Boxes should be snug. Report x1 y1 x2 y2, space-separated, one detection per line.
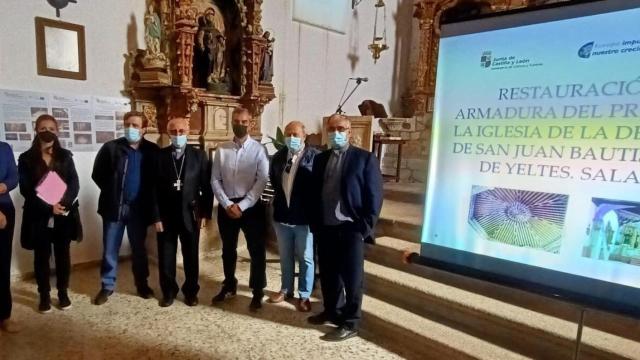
0 107 382 342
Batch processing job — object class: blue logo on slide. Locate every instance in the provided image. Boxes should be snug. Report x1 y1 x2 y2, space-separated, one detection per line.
480 51 492 68
578 42 595 58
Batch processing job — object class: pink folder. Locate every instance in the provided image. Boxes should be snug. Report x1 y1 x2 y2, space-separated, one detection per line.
36 171 67 205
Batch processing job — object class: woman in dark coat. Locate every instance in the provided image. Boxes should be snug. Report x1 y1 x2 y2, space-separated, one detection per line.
0 140 19 333
18 115 80 313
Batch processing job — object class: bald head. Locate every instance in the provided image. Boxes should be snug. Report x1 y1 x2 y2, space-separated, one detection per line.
167 117 190 135
284 121 306 139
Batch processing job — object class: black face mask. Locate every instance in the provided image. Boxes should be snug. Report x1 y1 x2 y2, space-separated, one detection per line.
233 124 248 138
38 130 58 143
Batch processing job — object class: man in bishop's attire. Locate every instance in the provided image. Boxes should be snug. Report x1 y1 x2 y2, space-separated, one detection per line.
152 117 213 307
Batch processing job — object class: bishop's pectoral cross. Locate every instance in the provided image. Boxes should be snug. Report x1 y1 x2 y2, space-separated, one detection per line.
173 179 183 191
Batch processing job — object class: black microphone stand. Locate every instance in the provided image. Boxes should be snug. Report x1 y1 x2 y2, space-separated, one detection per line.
335 78 365 114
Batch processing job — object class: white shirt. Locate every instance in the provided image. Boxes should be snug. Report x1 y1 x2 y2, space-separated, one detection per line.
211 137 269 211
282 145 305 207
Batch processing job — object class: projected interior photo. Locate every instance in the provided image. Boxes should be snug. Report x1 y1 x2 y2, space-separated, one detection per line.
468 186 568 253
583 198 640 267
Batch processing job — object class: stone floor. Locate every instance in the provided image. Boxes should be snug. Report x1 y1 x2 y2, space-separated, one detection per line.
0 251 402 360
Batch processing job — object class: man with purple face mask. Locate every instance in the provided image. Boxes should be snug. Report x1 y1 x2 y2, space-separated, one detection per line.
92 111 159 305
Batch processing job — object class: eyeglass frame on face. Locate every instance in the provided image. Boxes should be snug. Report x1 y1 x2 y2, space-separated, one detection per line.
327 125 350 133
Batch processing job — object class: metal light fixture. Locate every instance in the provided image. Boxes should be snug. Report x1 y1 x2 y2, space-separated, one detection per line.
46 0 77 17
368 0 388 63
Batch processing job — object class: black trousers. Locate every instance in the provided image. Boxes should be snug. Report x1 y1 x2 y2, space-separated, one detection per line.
317 225 365 329
217 201 266 293
157 222 200 299
0 204 15 320
33 226 71 295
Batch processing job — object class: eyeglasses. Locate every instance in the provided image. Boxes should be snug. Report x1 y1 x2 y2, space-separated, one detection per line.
327 126 350 132
285 158 293 173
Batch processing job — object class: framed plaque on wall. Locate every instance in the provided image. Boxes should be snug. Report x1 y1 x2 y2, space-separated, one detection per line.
35 17 87 80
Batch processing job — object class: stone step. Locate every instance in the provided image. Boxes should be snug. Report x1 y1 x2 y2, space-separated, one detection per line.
363 260 640 360
366 236 420 270
383 182 426 204
360 296 530 360
377 199 423 243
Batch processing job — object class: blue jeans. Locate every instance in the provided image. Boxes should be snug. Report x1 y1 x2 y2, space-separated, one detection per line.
100 217 149 291
272 222 314 299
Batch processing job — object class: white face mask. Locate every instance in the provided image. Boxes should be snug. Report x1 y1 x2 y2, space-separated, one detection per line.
124 127 141 143
328 131 348 149
171 135 187 148
285 136 303 152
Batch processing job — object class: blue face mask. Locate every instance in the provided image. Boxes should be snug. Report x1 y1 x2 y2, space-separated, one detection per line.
124 127 141 143
285 136 303 152
170 135 187 148
328 131 348 149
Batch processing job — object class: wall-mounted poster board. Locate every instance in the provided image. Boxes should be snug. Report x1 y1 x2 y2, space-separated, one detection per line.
0 88 130 151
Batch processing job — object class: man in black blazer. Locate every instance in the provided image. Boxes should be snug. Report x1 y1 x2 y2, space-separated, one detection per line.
153 117 213 307
268 121 319 312
308 114 383 341
92 111 158 305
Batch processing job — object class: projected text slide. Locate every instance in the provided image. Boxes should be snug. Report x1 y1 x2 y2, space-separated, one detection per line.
424 6 640 290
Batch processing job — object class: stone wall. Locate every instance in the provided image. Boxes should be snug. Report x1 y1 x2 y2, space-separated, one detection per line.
380 114 432 183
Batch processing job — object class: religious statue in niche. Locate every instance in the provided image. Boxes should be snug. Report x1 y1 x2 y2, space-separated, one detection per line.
142 3 168 70
259 31 275 83
213 34 227 81
193 7 230 93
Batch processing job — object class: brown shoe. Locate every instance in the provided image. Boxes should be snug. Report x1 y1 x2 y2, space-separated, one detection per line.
268 292 287 303
297 298 311 312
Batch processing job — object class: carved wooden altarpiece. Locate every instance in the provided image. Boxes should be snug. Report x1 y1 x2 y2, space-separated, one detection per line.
127 0 276 153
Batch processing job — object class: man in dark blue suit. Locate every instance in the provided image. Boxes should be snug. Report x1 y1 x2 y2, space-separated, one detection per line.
308 114 383 341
